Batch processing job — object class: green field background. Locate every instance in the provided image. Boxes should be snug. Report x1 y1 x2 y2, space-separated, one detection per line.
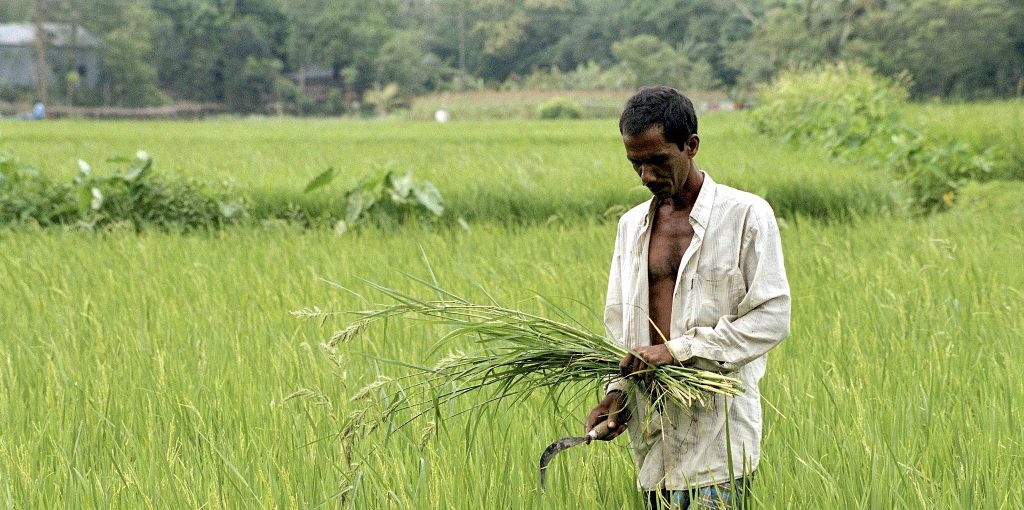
1 107 1022 508
1 113 899 223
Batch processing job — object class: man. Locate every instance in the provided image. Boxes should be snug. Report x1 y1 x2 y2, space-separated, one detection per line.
585 87 791 509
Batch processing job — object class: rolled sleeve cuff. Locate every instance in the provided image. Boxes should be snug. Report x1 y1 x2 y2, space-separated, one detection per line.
665 336 694 363
605 378 627 395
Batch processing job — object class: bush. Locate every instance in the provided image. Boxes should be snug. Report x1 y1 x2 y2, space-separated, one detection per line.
0 150 247 231
0 151 78 225
751 62 909 156
536 97 583 119
334 166 445 234
883 129 998 210
751 62 1005 211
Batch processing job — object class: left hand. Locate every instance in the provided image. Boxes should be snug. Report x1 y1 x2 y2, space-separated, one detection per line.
619 344 677 384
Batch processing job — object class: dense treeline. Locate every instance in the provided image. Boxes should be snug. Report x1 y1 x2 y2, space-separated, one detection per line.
3 0 1022 112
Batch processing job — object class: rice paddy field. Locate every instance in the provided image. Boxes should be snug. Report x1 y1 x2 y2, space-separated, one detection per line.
1 102 1022 508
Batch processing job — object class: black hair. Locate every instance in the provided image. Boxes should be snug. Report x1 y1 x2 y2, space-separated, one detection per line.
619 86 698 149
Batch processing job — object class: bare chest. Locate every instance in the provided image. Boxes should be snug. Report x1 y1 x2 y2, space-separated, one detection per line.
647 212 695 285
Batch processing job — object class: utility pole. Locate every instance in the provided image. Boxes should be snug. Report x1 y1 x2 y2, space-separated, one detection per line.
33 0 49 104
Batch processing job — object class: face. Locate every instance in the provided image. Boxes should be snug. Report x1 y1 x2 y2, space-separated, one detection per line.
622 125 698 200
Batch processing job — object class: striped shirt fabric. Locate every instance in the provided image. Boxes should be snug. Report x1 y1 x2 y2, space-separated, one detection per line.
604 171 791 490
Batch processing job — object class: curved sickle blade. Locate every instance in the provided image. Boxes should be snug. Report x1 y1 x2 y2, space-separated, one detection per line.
539 436 586 492
538 421 611 492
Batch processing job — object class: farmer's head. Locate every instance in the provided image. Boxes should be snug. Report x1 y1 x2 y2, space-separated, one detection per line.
620 87 700 200
619 86 698 151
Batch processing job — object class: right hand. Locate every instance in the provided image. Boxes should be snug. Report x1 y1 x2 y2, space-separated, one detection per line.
584 390 629 441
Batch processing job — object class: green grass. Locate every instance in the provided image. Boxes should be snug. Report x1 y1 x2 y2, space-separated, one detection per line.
2 183 1022 508
0 108 1021 508
0 114 895 223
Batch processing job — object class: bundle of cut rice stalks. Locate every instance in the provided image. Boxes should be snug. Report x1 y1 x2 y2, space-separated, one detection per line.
306 279 743 430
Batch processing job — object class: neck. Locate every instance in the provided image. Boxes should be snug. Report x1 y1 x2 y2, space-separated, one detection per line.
667 168 704 210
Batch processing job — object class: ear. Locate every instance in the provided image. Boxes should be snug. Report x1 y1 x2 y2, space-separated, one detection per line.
685 134 700 157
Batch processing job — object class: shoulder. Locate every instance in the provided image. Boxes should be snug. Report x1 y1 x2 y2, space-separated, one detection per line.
716 183 774 218
712 183 778 232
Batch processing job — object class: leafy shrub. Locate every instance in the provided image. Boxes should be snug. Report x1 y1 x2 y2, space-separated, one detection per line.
0 150 78 225
751 62 1005 211
883 129 997 210
751 62 909 156
537 97 583 119
0 150 247 231
1 148 446 233
331 166 444 234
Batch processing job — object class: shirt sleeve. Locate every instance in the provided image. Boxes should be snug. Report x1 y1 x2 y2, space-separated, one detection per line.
604 220 628 395
665 204 791 372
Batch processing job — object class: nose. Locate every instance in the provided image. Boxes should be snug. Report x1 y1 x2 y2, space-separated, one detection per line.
639 164 657 186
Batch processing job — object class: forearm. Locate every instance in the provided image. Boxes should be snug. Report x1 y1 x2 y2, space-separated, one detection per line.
666 293 790 372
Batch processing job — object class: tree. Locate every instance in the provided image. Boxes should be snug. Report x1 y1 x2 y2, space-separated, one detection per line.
33 0 49 103
725 5 827 89
225 56 283 112
152 0 229 101
844 0 1023 99
309 0 398 96
375 30 446 98
221 14 276 109
611 35 720 91
102 3 165 106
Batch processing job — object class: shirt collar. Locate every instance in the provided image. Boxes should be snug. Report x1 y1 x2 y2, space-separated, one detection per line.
642 171 717 230
689 171 716 229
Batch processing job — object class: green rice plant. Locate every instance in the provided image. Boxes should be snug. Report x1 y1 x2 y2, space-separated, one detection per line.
314 279 742 432
2 109 1023 509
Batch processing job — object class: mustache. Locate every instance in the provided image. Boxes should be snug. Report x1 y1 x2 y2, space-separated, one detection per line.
645 184 668 195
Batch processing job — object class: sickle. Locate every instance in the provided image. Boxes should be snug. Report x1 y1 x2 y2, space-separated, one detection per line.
539 420 612 492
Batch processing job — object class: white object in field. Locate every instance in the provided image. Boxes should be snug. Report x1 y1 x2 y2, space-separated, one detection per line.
434 109 450 123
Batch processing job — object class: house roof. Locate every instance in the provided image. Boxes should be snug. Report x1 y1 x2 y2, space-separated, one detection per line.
0 23 102 48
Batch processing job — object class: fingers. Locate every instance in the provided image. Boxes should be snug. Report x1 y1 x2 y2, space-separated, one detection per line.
620 350 657 389
586 390 630 433
605 394 623 429
584 405 605 434
586 392 631 442
603 423 627 440
620 351 649 377
618 353 634 376
632 352 646 377
637 349 654 385
601 401 630 441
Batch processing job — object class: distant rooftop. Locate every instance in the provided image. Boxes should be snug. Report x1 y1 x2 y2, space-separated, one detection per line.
0 23 101 48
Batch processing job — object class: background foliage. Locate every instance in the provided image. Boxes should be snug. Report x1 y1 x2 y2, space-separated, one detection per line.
751 63 1016 210
2 0 1021 112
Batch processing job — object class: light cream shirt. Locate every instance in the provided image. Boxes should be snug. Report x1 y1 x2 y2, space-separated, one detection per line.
604 172 791 490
